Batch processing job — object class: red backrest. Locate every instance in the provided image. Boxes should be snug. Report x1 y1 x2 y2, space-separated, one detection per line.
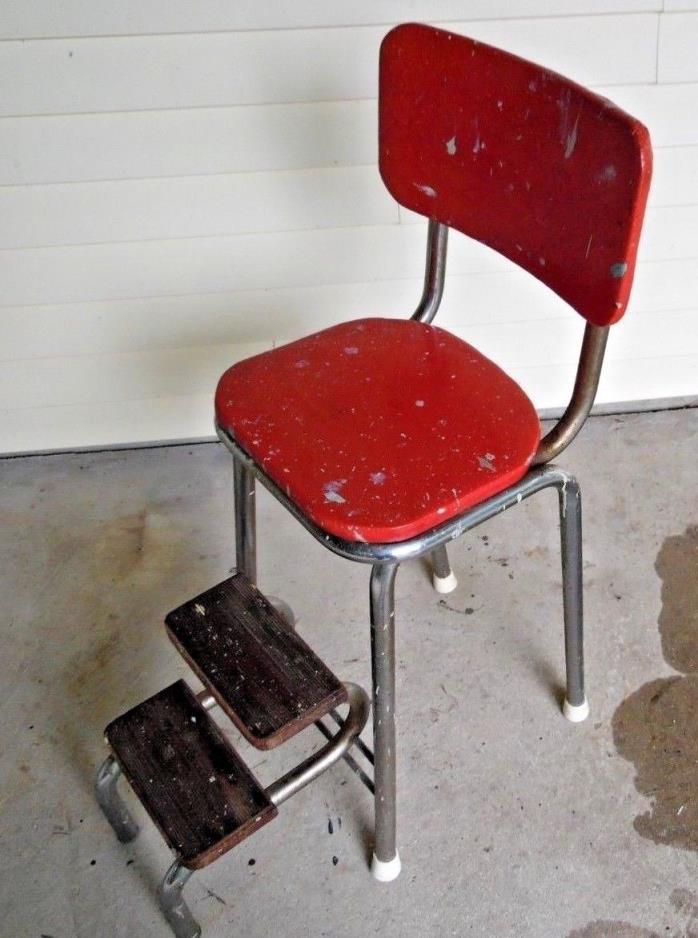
379 23 652 326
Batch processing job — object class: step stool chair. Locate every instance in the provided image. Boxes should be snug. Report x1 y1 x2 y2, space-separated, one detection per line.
96 22 652 936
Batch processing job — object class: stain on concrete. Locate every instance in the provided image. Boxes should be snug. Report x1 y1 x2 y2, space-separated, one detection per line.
566 923 660 938
566 895 698 938
671 889 698 938
656 526 698 673
0 489 210 795
612 525 698 852
614 675 698 850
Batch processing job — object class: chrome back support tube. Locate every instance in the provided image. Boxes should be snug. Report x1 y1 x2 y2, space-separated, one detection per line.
533 323 609 464
411 219 449 324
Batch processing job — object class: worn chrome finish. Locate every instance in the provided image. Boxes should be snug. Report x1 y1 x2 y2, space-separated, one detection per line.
370 563 399 864
95 755 139 843
430 544 453 580
266 681 370 806
233 456 257 584
218 427 587 871
198 684 373 794
315 717 375 794
533 323 609 464
158 862 200 938
411 220 449 324
559 477 585 707
218 425 578 565
328 709 374 765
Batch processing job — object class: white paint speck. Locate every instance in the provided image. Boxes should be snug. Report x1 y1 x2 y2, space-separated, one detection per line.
414 183 437 198
370 472 386 485
564 114 580 159
446 136 457 155
324 479 347 504
415 400 425 407
294 359 310 369
344 346 359 355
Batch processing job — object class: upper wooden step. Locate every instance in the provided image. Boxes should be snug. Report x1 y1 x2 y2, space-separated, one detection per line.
165 573 347 750
105 680 277 870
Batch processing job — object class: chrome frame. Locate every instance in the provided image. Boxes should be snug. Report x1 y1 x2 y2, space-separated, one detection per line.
533 322 609 464
96 683 369 938
266 682 369 805
411 219 449 325
95 754 139 844
158 863 199 938
219 428 586 875
218 427 580 567
233 457 257 583
370 563 398 866
214 217 604 879
411 221 457 586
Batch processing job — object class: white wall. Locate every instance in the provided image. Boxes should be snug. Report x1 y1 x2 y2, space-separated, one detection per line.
1 2 696 454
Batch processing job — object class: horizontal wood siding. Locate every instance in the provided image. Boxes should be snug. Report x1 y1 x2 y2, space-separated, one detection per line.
1 4 696 453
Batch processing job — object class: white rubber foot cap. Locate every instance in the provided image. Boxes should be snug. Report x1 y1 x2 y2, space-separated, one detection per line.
371 851 402 882
432 571 458 594
563 697 590 723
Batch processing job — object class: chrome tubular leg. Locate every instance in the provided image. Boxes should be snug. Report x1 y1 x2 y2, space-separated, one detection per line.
233 456 257 585
157 862 200 938
369 563 401 882
430 544 458 594
558 477 589 723
95 755 139 843
234 455 295 624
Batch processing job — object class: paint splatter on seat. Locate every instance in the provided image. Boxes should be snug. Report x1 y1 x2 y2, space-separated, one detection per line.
215 317 540 544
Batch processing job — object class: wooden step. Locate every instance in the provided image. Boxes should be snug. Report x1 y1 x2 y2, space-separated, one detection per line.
105 680 277 870
165 573 347 750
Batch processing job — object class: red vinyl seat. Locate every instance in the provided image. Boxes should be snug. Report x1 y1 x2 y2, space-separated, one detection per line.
215 317 540 544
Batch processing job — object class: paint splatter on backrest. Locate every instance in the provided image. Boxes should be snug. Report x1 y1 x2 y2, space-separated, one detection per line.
379 23 652 326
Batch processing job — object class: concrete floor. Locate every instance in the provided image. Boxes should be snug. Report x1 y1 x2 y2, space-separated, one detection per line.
2 408 698 938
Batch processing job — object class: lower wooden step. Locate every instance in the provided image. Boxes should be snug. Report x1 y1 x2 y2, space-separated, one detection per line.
105 680 277 870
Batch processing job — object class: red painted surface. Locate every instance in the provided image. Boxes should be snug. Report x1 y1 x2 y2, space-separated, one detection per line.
216 319 540 543
379 24 652 326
